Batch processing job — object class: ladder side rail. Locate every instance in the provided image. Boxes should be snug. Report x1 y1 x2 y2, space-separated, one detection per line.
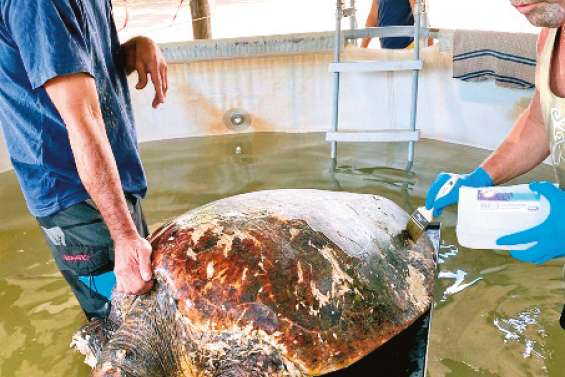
349 0 358 32
348 0 358 46
407 0 423 170
331 0 344 160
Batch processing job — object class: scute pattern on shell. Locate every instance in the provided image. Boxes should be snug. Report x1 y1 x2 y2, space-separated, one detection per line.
148 190 436 376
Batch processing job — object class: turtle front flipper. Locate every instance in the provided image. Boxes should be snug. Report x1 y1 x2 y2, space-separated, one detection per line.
72 318 116 368
92 293 179 377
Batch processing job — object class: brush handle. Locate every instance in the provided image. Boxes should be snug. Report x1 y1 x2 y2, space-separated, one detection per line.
423 176 458 220
420 207 433 222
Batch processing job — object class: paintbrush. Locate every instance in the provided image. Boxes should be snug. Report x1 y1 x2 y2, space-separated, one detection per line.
407 176 459 241
406 206 434 241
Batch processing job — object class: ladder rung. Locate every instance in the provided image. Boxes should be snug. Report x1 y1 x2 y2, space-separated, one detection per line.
326 130 420 143
329 60 422 73
345 26 420 40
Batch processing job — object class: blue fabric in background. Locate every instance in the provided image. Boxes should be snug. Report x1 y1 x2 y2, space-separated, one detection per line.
0 0 147 217
378 0 415 49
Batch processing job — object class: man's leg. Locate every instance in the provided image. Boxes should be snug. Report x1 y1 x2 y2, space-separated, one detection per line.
36 194 148 319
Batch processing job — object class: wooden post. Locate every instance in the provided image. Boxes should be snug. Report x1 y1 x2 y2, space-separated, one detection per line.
190 0 212 40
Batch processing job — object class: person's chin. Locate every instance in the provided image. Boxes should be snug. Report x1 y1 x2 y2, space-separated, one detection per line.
527 15 565 27
523 5 565 27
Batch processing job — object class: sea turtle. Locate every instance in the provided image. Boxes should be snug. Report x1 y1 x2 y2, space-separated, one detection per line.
72 189 436 377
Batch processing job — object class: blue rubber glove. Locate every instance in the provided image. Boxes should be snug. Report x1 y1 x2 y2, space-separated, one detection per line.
425 167 493 217
497 181 565 264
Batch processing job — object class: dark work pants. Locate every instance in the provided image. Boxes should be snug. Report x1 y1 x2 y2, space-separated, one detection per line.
36 194 148 319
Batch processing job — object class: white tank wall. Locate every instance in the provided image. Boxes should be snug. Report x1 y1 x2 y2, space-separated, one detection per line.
131 45 532 148
0 45 532 174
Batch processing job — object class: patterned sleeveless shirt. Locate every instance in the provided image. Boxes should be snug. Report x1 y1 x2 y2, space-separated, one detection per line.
539 28 565 188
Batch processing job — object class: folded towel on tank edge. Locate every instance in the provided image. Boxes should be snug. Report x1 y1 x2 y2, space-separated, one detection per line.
452 29 538 89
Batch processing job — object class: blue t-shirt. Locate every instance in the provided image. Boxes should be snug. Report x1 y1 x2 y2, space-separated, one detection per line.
378 0 415 49
0 0 147 217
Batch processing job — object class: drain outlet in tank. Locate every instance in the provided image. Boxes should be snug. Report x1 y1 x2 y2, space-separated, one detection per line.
223 108 252 131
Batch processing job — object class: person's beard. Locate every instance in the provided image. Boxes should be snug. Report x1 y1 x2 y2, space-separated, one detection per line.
511 1 565 27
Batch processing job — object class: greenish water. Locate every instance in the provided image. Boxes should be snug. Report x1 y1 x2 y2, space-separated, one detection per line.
0 132 563 377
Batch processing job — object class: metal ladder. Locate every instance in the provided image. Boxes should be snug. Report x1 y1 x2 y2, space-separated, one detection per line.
328 0 424 170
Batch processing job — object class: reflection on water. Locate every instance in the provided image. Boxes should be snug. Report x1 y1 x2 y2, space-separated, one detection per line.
493 307 546 360
438 269 483 302
437 242 459 265
0 132 563 376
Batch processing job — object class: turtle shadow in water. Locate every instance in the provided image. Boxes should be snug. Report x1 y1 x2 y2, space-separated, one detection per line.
328 310 430 377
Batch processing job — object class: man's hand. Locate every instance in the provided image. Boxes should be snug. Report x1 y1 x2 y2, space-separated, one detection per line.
122 36 168 108
114 235 153 294
497 182 565 264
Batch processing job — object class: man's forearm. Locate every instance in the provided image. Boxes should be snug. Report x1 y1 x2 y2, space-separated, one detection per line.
68 113 139 242
482 98 549 184
361 0 379 48
45 74 138 243
366 0 379 27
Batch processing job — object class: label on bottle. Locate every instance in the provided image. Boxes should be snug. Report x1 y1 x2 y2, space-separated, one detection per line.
457 184 550 250
476 189 541 212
